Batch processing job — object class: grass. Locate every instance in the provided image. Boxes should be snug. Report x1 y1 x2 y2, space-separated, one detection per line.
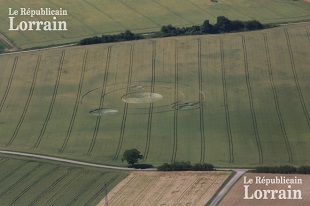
0 0 309 49
0 23 309 168
0 154 128 206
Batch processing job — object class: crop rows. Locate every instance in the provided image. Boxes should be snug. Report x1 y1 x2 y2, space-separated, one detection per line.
34 51 65 148
263 33 293 162
0 156 127 206
60 50 88 153
114 45 134 160
241 36 263 163
88 46 112 155
220 39 234 163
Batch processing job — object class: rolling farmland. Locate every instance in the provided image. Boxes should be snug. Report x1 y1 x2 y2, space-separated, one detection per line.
0 23 310 168
0 154 128 206
0 0 309 49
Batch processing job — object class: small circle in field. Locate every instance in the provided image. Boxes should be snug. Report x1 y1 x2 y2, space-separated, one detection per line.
89 108 118 116
121 92 163 104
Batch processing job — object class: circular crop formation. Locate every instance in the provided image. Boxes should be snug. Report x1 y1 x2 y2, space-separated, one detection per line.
82 81 205 116
121 92 163 104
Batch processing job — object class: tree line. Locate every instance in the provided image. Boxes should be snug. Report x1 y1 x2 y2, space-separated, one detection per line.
157 161 214 171
79 16 265 45
253 165 310 174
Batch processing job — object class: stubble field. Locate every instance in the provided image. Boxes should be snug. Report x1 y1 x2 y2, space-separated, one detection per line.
0 23 309 167
97 171 231 206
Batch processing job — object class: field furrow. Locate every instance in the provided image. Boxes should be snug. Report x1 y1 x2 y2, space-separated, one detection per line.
197 39 206 163
60 50 88 153
220 38 234 163
34 51 65 148
172 41 179 163
87 46 112 155
284 29 310 130
241 36 263 163
6 55 41 147
263 33 293 163
113 45 134 160
0 57 18 114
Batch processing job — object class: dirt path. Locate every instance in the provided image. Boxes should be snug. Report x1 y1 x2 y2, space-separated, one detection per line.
209 169 249 206
0 150 142 171
0 33 17 51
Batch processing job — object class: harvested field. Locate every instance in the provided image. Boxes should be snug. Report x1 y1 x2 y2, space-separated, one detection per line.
219 173 310 206
97 171 231 206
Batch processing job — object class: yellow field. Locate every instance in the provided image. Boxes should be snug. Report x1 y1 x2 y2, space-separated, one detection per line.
97 171 231 206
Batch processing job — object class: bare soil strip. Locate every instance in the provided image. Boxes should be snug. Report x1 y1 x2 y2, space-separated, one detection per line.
97 171 231 206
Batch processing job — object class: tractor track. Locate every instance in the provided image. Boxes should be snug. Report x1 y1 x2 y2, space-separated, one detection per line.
88 46 112 155
263 33 293 162
144 41 156 161
197 39 206 163
0 163 43 198
6 55 41 147
113 45 134 160
8 165 61 206
34 51 65 148
0 57 18 114
47 169 87 206
241 36 263 163
220 39 234 163
171 41 179 163
284 29 310 130
84 174 120 206
60 50 88 153
28 168 74 206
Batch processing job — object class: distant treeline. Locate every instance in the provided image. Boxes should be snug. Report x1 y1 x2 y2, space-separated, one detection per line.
253 165 310 174
79 16 265 45
157 161 214 171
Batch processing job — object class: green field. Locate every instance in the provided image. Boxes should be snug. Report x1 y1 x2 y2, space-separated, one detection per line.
0 23 309 167
0 0 310 49
0 154 127 206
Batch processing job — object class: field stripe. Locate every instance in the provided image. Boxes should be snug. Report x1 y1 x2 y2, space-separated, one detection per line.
117 0 161 27
0 163 43 198
8 165 61 206
197 39 206 163
153 0 194 25
34 51 65 148
306 28 310 43
144 42 156 161
113 45 134 160
193 175 221 206
27 168 73 206
84 174 120 206
241 36 263 163
0 57 18 114
263 34 293 162
6 55 41 147
220 39 234 163
184 0 216 18
0 160 29 183
46 169 86 206
284 29 310 130
87 47 112 155
171 41 179 163
59 50 88 153
67 172 106 206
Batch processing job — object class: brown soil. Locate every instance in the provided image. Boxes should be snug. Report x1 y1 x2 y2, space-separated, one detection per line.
97 171 231 206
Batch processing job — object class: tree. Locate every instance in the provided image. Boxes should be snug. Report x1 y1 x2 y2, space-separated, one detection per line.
122 149 143 166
